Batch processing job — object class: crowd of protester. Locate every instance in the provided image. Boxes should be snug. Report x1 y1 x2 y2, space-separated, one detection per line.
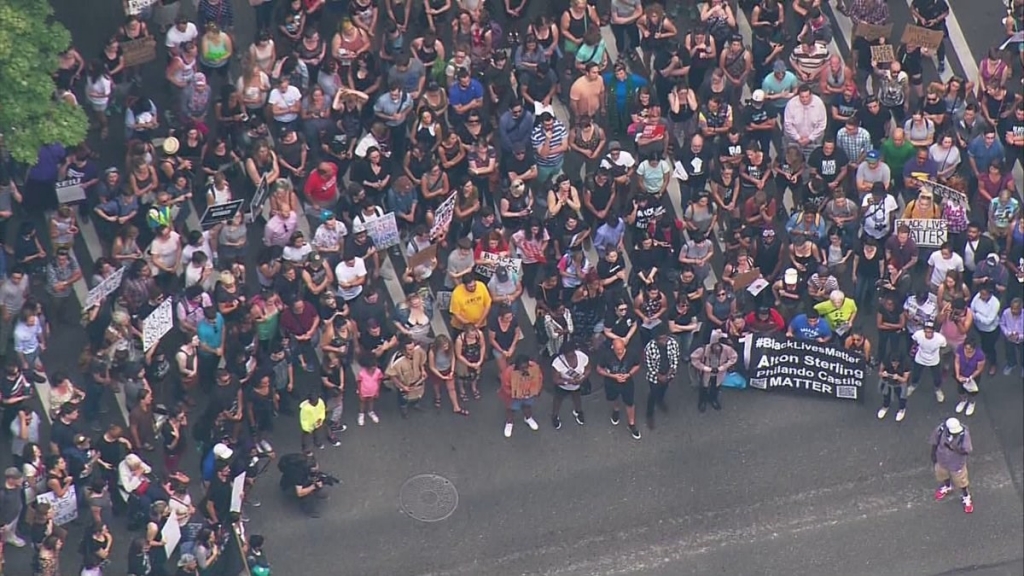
1 0 1023 571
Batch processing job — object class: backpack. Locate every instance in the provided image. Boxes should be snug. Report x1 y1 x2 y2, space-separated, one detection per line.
277 453 309 491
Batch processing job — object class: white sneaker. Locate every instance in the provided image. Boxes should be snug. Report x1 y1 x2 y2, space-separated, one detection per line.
6 535 26 548
524 416 539 431
368 411 379 423
965 402 976 416
895 409 906 422
503 422 514 438
906 385 916 397
357 413 365 426
876 406 889 419
955 400 967 414
935 389 945 403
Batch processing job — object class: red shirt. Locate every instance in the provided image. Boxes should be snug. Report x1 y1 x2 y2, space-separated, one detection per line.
304 165 338 204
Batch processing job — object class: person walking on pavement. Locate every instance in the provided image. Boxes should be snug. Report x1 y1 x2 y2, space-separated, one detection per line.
596 338 642 440
551 341 591 430
929 417 974 513
498 355 543 438
0 467 27 555
877 352 912 422
643 324 680 429
690 340 738 413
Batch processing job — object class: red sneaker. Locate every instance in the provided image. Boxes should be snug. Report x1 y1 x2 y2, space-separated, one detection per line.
934 485 953 501
962 495 974 514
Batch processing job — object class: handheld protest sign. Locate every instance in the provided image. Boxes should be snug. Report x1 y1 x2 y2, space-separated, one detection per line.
200 199 244 228
901 24 945 51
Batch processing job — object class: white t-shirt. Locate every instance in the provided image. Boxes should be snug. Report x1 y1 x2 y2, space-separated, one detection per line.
165 22 199 49
150 231 182 273
860 194 899 239
912 330 947 367
552 351 590 391
335 257 367 301
87 76 112 107
927 252 964 287
282 243 312 263
13 321 43 355
600 151 637 172
268 85 302 122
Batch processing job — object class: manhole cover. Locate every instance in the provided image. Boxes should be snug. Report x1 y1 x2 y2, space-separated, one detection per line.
399 474 459 522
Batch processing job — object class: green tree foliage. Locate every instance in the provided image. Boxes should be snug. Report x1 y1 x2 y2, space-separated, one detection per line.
0 0 88 164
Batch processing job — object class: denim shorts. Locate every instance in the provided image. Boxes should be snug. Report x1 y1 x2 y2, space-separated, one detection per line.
509 396 536 411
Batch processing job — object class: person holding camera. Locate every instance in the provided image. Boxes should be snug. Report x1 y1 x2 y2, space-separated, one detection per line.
690 340 738 412
279 452 329 518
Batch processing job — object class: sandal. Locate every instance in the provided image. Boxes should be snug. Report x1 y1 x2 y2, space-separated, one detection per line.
472 389 481 400
453 408 470 416
434 397 442 409
459 392 469 404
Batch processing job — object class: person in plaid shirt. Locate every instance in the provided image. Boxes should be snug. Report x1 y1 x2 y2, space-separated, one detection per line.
643 324 679 430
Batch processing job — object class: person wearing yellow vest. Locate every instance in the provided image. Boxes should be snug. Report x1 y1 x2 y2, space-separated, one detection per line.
299 389 340 450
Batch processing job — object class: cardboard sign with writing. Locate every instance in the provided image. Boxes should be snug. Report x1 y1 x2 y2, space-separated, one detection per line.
733 268 762 292
85 266 126 309
474 252 523 279
122 37 157 67
870 44 895 63
436 290 452 312
363 212 401 249
200 199 244 228
923 180 969 211
901 24 946 51
407 243 439 270
896 218 948 248
126 0 157 15
55 178 86 204
854 22 893 41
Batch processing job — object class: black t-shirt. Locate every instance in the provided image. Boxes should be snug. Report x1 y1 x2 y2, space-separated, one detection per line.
597 258 627 294
503 152 534 178
743 105 773 134
715 136 745 167
911 0 949 27
858 107 890 143
878 305 904 331
487 315 520 351
585 176 614 213
808 146 850 183
350 296 387 327
160 420 187 456
81 535 110 568
51 419 77 452
524 72 555 103
273 274 302 306
677 147 712 187
358 325 394 354
211 380 241 416
740 153 772 191
482 62 514 100
95 436 127 469
856 245 884 279
922 98 947 122
0 373 29 402
599 347 640 383
672 305 698 331
754 237 783 275
998 115 1024 150
831 94 862 120
204 477 233 522
603 309 637 339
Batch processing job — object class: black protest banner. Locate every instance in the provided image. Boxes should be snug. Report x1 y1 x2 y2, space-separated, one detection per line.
922 180 968 211
747 336 866 401
200 199 244 228
895 218 947 248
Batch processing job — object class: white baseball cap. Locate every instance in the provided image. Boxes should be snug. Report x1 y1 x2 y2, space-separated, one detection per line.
751 89 766 103
213 443 233 460
945 417 963 435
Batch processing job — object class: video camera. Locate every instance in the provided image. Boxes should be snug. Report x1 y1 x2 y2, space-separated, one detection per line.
314 471 341 487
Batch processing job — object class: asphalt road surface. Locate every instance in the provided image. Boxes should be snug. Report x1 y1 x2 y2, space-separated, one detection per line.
1 1 1020 575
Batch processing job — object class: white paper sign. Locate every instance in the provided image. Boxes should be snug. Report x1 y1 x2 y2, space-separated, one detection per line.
126 0 157 15
36 485 78 526
896 218 948 248
363 212 400 249
162 516 182 557
85 266 126 309
230 472 246 514
431 192 457 240
142 298 174 350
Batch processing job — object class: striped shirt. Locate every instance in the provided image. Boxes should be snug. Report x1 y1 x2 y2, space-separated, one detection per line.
197 0 234 31
45 256 80 298
836 127 872 164
531 120 568 167
789 42 830 79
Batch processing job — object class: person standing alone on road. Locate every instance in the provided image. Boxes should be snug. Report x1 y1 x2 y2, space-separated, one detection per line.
690 341 738 413
498 355 543 438
929 417 974 513
551 341 591 430
597 338 642 439
643 324 679 430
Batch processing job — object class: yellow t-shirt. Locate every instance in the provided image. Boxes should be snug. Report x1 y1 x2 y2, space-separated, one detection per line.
299 400 326 433
449 284 492 328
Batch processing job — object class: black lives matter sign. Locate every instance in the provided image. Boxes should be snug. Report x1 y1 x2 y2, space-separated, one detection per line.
747 336 866 401
896 218 947 248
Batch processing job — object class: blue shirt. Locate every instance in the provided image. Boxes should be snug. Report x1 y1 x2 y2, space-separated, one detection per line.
761 71 799 110
447 79 484 109
789 314 832 341
967 136 1005 172
602 72 647 109
197 313 225 354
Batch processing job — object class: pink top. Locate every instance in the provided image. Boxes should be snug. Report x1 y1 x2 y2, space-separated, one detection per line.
357 367 384 398
940 316 967 351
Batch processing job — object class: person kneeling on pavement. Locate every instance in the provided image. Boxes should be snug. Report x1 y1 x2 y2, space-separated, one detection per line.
278 452 333 518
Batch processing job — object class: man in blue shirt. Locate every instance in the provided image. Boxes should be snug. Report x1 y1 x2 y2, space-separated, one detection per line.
197 306 225 384
786 309 832 342
447 69 484 125
967 128 1005 184
761 60 799 119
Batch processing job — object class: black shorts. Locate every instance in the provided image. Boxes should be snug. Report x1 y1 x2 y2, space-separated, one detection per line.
604 379 635 406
